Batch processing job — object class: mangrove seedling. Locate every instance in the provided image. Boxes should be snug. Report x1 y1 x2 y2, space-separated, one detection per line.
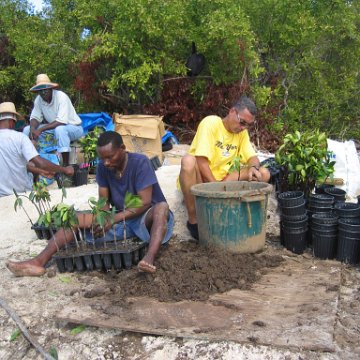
227 155 244 179
275 130 335 197
88 197 115 249
123 191 143 242
79 126 103 168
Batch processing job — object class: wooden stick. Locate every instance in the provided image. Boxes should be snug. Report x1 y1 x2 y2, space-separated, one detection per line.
0 297 55 360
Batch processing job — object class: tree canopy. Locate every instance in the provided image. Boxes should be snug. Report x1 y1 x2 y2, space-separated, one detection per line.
1 0 360 147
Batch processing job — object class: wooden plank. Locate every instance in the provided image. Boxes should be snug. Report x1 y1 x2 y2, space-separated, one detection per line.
57 258 340 352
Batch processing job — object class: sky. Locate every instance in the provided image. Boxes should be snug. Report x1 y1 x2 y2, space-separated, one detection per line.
29 0 43 12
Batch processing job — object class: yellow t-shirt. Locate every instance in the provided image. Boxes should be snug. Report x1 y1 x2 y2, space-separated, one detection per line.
188 115 256 180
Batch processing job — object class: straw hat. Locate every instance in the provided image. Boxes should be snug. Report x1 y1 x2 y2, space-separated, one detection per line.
30 74 59 92
0 102 24 121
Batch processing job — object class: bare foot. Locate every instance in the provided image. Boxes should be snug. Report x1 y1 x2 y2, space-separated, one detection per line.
6 261 46 277
137 260 156 273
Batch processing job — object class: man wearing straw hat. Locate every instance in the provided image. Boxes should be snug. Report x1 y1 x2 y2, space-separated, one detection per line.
0 102 75 197
23 74 83 166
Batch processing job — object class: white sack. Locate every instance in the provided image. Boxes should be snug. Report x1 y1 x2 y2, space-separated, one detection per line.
327 139 360 199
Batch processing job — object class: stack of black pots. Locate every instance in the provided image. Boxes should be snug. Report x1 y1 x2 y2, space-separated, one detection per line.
278 191 308 254
334 203 360 264
311 212 338 259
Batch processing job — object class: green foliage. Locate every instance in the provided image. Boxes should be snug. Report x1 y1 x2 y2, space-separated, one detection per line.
49 347 59 360
78 126 103 164
70 324 86 335
275 129 335 197
88 196 114 227
124 191 143 209
13 180 53 223
1 1 360 140
227 155 244 175
9 328 21 342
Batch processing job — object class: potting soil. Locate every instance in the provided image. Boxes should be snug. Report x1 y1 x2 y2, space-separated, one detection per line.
86 241 283 302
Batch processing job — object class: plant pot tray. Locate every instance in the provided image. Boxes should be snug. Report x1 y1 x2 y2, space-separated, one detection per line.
53 238 147 273
31 223 57 240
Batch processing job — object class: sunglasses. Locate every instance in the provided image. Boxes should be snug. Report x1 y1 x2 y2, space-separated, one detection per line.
38 88 52 95
236 111 251 128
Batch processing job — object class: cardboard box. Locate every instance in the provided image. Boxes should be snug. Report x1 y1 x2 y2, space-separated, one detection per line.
113 114 165 161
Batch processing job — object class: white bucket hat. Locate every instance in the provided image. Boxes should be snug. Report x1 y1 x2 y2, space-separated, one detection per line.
30 73 59 92
0 102 24 121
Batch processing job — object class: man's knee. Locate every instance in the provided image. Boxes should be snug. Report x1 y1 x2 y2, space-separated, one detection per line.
153 202 169 217
180 154 196 172
54 125 67 137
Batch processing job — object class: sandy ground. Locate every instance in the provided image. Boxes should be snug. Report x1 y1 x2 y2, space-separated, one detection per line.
0 165 359 359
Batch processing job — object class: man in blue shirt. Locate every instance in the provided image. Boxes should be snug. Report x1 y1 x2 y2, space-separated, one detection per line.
7 131 174 276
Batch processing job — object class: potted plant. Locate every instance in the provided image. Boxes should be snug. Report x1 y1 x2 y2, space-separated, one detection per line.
275 130 336 198
78 126 104 173
14 181 67 239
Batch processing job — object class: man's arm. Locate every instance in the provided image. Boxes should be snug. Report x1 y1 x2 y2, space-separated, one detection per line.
196 156 217 182
30 155 74 177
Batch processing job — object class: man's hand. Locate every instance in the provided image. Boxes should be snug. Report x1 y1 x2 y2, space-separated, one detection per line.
63 165 75 177
30 128 42 140
92 221 112 239
248 166 263 182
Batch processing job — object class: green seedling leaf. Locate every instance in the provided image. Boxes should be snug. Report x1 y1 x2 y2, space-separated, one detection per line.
58 276 72 284
30 252 39 258
10 329 21 341
124 191 143 208
70 324 86 335
49 347 59 360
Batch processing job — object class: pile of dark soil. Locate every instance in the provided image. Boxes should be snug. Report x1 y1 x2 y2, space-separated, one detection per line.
99 242 283 302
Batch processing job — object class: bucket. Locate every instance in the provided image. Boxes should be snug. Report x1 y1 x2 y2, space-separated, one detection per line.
190 181 273 253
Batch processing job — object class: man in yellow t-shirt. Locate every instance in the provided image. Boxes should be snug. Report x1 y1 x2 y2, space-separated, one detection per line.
179 96 270 240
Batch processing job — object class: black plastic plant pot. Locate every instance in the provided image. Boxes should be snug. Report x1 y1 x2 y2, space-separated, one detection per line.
338 218 360 232
132 249 140 264
56 258 66 273
281 213 308 222
311 212 338 225
334 202 360 219
281 200 307 216
74 256 85 271
309 194 334 207
92 254 103 270
64 257 74 272
74 168 89 187
282 215 308 229
122 253 133 269
31 223 55 240
112 253 122 271
310 222 338 233
278 191 304 207
103 254 112 271
324 187 346 202
336 234 360 264
312 232 337 260
315 184 334 194
308 205 333 214
338 229 360 239
283 227 307 254
83 255 94 271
